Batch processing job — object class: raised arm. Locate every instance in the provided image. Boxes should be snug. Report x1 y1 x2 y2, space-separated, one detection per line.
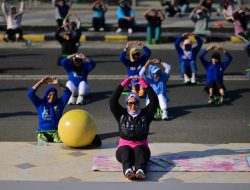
109 78 131 120
28 76 50 107
199 50 210 69
139 77 158 119
1 0 8 16
193 34 203 53
19 0 25 14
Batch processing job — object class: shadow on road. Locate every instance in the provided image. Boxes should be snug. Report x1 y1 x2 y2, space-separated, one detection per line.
0 111 37 118
0 87 28 92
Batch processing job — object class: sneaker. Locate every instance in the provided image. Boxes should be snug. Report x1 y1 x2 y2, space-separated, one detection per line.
184 75 190 84
161 110 168 120
99 27 104 32
116 28 122 33
68 96 76 105
208 96 213 104
88 27 95 31
220 96 224 104
191 76 196 84
124 168 134 179
128 28 133 34
138 89 144 97
76 95 85 105
135 169 146 179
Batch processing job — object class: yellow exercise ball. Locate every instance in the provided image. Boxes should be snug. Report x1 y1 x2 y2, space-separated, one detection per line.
58 109 96 148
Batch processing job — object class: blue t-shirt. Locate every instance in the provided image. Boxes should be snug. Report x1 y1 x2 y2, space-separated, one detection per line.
28 87 71 131
93 7 105 18
61 58 96 86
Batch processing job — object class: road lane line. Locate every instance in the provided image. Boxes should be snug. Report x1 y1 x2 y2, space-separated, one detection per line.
0 75 248 81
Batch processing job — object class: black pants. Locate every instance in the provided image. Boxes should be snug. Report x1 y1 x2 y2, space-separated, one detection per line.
92 17 105 31
116 145 150 173
5 28 23 41
118 19 134 29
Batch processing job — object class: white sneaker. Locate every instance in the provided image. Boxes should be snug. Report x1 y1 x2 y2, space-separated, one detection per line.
184 75 190 84
116 28 122 33
161 110 168 120
191 76 196 84
128 28 133 34
76 95 84 105
99 27 104 32
88 27 95 31
68 96 76 105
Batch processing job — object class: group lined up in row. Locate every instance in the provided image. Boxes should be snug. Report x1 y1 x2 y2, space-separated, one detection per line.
2 0 250 43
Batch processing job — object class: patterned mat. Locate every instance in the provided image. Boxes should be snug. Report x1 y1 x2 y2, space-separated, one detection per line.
93 155 250 172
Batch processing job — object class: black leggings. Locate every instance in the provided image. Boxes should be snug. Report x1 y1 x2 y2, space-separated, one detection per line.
116 145 151 173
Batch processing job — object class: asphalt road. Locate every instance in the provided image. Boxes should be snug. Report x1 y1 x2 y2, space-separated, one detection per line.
0 47 249 143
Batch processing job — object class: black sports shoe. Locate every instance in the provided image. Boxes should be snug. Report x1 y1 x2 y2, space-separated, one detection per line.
124 168 134 179
135 169 146 179
91 135 102 147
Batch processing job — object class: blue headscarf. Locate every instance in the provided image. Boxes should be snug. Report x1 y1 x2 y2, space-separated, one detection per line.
42 87 58 128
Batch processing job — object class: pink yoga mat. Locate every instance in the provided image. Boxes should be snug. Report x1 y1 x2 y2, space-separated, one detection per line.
92 155 250 172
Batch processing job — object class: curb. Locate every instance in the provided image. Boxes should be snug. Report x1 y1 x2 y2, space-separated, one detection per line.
0 34 244 43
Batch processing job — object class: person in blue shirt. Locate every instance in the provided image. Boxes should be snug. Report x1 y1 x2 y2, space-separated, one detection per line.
120 41 151 97
175 32 203 84
88 0 107 32
60 53 96 105
52 0 71 28
116 0 135 34
139 58 171 120
199 45 233 103
28 76 71 142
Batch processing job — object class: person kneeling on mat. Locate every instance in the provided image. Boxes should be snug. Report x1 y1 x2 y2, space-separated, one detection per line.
109 76 158 180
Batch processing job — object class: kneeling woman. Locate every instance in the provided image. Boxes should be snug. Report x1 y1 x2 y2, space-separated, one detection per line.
109 76 158 180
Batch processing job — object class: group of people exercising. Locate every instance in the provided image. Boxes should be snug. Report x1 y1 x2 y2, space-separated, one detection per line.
27 33 232 180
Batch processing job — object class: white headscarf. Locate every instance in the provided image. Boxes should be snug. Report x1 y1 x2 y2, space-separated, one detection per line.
125 92 141 118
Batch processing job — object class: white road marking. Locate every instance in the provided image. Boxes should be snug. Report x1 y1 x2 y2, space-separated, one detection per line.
0 75 248 81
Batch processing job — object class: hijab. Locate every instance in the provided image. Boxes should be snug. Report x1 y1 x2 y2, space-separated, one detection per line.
125 92 141 118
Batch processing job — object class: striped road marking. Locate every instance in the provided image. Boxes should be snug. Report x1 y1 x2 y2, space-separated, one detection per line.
0 75 248 81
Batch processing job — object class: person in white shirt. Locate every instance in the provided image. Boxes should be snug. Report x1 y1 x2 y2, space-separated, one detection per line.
1 0 25 42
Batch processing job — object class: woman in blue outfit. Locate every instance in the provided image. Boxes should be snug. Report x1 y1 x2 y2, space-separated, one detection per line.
139 58 171 120
175 32 203 84
144 8 165 44
120 41 151 97
199 45 233 103
88 0 107 32
60 53 96 105
116 0 135 34
28 76 71 142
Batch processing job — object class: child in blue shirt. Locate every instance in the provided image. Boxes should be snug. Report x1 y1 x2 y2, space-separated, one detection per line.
120 41 151 96
139 58 171 120
175 32 203 84
28 76 71 142
60 53 96 105
199 45 233 103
